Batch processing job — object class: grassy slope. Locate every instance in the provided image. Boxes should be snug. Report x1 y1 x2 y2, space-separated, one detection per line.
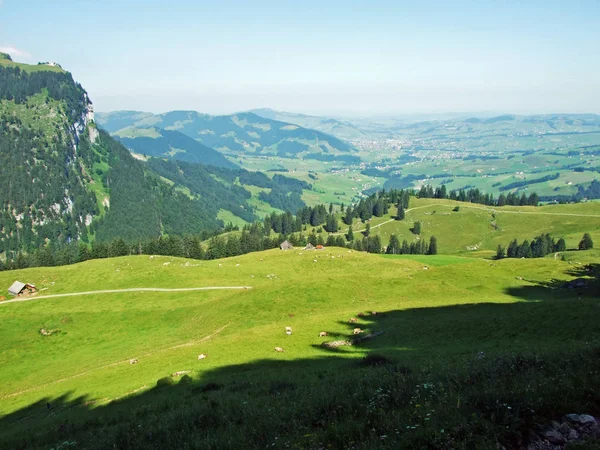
359 198 600 255
0 58 66 73
0 247 597 417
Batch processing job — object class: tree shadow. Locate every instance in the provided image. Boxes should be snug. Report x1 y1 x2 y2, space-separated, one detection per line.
1 264 599 448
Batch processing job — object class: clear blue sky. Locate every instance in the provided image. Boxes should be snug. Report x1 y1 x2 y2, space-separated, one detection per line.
1 0 599 115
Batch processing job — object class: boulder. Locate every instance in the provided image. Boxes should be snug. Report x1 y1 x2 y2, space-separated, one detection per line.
542 430 564 445
565 414 596 425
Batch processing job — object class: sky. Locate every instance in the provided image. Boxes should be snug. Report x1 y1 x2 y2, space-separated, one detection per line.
1 0 599 116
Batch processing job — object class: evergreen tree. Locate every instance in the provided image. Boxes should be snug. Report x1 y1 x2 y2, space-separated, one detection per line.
386 234 401 254
346 225 354 241
396 206 405 221
579 233 594 250
507 239 518 258
554 238 566 252
109 238 129 257
364 223 371 237
412 221 421 235
495 245 505 260
428 236 438 255
401 239 409 254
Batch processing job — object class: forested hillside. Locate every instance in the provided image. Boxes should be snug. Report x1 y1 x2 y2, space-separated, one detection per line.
0 59 315 264
0 58 329 265
114 127 236 168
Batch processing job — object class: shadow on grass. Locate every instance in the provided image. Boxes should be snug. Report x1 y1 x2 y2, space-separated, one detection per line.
1 265 599 449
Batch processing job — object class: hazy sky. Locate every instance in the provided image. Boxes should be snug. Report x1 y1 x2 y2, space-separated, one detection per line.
1 0 599 115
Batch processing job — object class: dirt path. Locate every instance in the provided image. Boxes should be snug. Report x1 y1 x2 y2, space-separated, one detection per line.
0 286 253 306
0 324 231 400
457 204 600 218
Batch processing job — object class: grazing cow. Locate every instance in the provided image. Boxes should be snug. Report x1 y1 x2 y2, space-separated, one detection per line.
198 354 207 360
274 347 284 353
353 328 363 335
130 359 138 365
349 318 358 323
319 331 328 337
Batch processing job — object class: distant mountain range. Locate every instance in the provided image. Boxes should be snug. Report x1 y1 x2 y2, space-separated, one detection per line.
248 108 366 140
96 110 355 160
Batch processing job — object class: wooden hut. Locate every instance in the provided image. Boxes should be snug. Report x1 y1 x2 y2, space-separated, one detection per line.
8 281 36 296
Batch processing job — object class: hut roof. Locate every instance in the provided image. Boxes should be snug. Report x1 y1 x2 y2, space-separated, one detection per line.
8 281 26 296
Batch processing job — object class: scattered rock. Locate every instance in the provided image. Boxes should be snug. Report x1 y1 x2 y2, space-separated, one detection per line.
528 413 599 449
129 359 138 365
171 370 190 377
349 318 358 323
543 430 565 445
321 331 385 349
565 414 596 425
515 276 524 280
318 331 328 337
198 354 207 360
285 326 292 335
39 328 60 337
353 328 363 335
274 347 284 353
321 340 353 349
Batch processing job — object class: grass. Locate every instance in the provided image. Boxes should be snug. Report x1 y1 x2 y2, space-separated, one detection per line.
0 245 599 448
367 198 600 254
0 58 66 73
0 199 599 448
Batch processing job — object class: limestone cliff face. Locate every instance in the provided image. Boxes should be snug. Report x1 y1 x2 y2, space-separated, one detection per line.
71 92 98 149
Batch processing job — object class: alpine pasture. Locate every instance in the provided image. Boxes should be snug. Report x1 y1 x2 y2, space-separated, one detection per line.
0 200 599 449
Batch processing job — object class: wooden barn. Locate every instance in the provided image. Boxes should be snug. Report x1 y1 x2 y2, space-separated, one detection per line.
8 281 36 296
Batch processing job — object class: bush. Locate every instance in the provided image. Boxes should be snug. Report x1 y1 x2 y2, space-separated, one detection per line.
453 206 460 212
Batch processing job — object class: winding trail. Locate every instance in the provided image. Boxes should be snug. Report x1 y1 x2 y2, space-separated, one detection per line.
0 286 253 306
333 204 446 235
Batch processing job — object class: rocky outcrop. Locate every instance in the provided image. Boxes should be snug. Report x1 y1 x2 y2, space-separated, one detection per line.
523 414 599 449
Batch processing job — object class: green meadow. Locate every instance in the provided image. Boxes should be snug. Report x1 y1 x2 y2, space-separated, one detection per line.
0 199 599 448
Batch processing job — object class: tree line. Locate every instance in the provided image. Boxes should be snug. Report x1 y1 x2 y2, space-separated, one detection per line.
495 233 593 260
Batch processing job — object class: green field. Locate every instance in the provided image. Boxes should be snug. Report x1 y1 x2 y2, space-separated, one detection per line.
1 233 599 448
363 198 600 255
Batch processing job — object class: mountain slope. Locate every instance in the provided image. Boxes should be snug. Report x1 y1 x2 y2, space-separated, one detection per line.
0 59 255 259
113 127 237 168
249 108 366 140
97 110 355 157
